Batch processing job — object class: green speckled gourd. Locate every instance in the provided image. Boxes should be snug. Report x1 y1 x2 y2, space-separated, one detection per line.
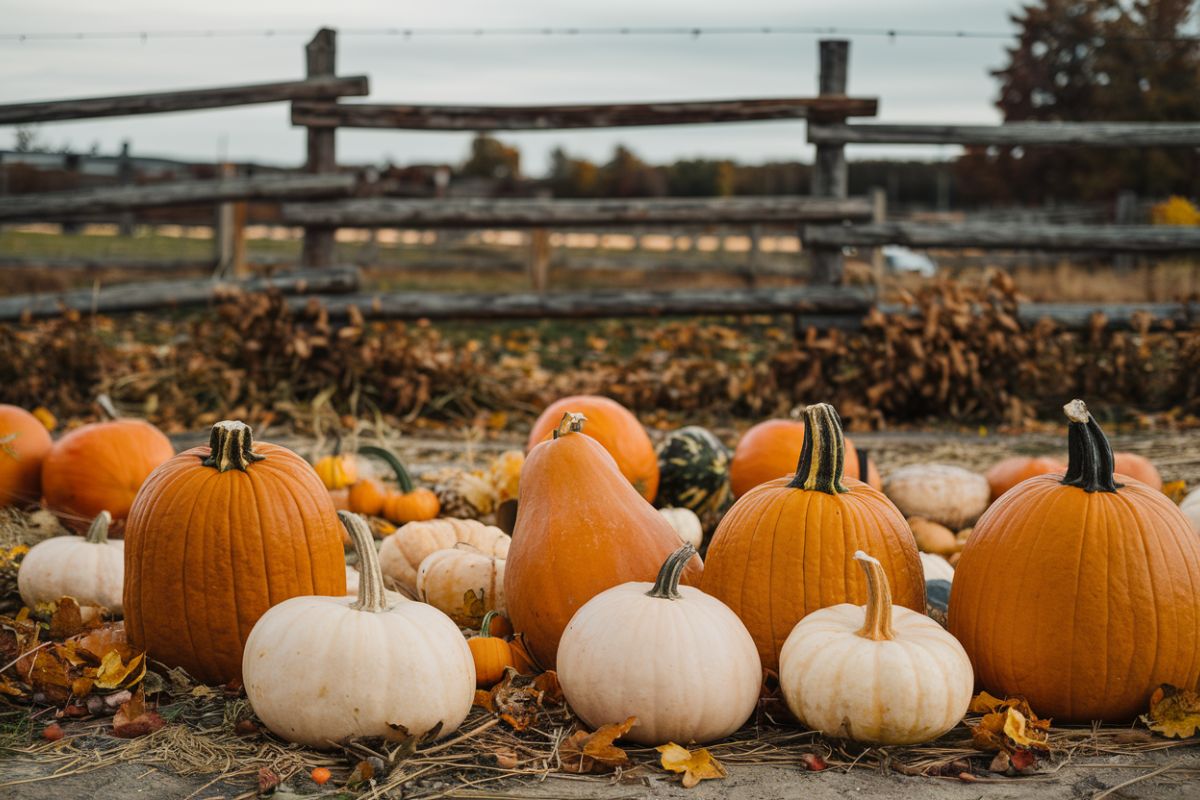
655 426 732 517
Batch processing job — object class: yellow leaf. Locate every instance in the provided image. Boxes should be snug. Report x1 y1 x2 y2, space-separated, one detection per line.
95 650 146 690
32 407 57 432
1163 480 1187 505
657 743 727 789
1002 708 1050 751
1141 684 1200 739
968 690 1009 714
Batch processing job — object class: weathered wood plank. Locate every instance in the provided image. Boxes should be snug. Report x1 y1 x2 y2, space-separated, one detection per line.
301 28 340 269
0 76 369 125
291 96 878 130
803 222 1200 252
809 40 851 286
808 122 1200 147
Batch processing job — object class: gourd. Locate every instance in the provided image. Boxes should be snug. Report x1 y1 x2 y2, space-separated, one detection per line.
658 507 703 549
702 403 924 671
984 455 1065 501
243 512 474 748
468 611 515 688
526 396 659 502
558 544 760 746
654 426 732 516
42 419 174 526
124 420 346 685
950 400 1200 722
416 545 506 627
0 405 53 508
883 463 989 530
729 418 880 498
18 511 124 616
358 446 440 523
505 413 702 668
314 453 358 491
1180 486 1200 533
919 552 955 584
379 518 510 595
1113 452 1162 490
908 517 958 556
779 551 973 745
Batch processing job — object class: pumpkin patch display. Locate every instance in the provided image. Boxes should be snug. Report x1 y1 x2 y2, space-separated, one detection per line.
702 403 924 671
379 518 509 595
558 544 760 746
468 611 516 688
243 512 475 747
356 446 441 523
728 418 880 498
416 545 506 627
505 412 702 669
984 455 1065 501
654 426 732 516
950 400 1200 723
18 510 124 616
883 463 989 530
124 420 346 685
0 404 53 508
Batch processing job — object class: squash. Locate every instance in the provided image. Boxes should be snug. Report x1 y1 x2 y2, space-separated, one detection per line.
379 518 509 594
883 463 989 530
1180 486 1200 533
124 420 346 685
357 446 441 523
314 453 358 491
558 544 760 746
658 507 703 550
985 455 1065 501
728 418 880 498
702 403 924 672
0 405 53 508
1113 451 1162 490
243 512 474 747
908 517 958 556
468 611 515 688
654 426 731 517
18 511 123 616
42 419 174 527
527 396 658 502
919 552 955 584
950 400 1200 722
416 545 506 627
506 413 702 668
780 551 973 745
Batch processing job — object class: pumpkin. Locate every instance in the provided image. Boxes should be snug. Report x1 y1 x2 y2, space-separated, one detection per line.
658 507 703 549
985 455 1065 501
558 544 760 746
1180 486 1200 533
416 545 506 627
357 446 441 523
379 518 510 594
1113 451 1162 490
42 419 174 527
919 552 955 584
468 611 515 688
243 512 474 747
728 418 880 498
486 612 514 638
780 551 973 745
124 420 346 685
506 413 702 669
0 405 53 508
702 403 924 672
347 478 388 517
654 426 731 516
314 453 358 491
908 517 958 556
18 511 123 616
328 487 351 511
509 634 539 675
883 463 989 530
950 400 1200 722
527 396 658 502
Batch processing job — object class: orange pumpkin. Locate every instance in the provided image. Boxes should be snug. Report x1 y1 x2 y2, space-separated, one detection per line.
506 413 702 668
526 396 658 502
328 487 352 511
950 401 1200 722
0 405 53 508
702 403 924 672
1112 452 1162 490
314 453 359 490
984 455 1066 501
729 418 879 498
348 478 388 517
358 446 440 523
42 419 174 527
468 611 516 688
509 634 540 675
124 420 346 685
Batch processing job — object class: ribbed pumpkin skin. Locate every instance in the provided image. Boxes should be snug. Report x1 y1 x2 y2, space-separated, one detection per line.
729 420 877 498
0 405 52 508
949 473 1200 722
124 436 346 685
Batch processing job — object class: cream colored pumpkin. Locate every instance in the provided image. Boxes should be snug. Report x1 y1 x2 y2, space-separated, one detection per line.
558 544 761 746
1181 487 1200 533
378 518 509 593
885 464 989 530
18 511 124 615
417 545 506 627
779 550 973 745
243 512 475 749
658 507 703 550
919 552 955 584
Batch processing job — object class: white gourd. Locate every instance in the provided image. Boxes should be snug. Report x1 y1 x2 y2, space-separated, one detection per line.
884 464 989 530
658 507 703 549
378 518 509 592
18 511 123 615
417 545 506 627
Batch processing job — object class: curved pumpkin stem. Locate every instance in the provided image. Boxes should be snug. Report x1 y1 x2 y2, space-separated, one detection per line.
787 403 849 494
202 420 266 473
553 412 587 439
1061 399 1121 494
85 510 113 544
358 445 415 493
853 550 894 641
479 610 499 638
338 511 390 613
646 543 696 600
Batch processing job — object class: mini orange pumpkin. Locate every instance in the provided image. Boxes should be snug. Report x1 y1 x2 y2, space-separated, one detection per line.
1112 451 1162 490
358 446 441 523
729 418 879 498
315 453 359 491
984 455 1066 501
348 477 388 517
468 611 516 688
0 405 53 508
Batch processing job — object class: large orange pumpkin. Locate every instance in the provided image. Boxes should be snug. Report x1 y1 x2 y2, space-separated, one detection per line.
42 419 174 527
526 396 658 502
0 405 53 508
702 403 924 671
950 401 1200 723
506 413 702 668
984 455 1066 502
1112 451 1162 490
729 418 880 498
124 420 346 684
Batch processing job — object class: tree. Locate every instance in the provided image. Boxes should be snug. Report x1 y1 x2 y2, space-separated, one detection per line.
460 133 521 180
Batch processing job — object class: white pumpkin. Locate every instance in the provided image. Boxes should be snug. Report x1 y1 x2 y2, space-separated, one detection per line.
1180 486 1200 533
779 550 973 745
243 512 475 749
658 507 703 549
18 511 124 615
919 552 955 584
558 544 761 746
884 463 989 530
416 545 506 627
378 518 510 592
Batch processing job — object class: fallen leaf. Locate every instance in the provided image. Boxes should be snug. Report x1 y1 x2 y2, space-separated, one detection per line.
94 650 145 690
532 670 563 705
657 742 727 788
473 690 495 711
967 693 1051 753
1141 684 1200 739
1003 708 1050 750
968 690 1009 714
799 752 828 771
560 717 637 774
1009 749 1038 772
48 597 85 639
257 766 280 795
1163 480 1187 504
112 689 165 738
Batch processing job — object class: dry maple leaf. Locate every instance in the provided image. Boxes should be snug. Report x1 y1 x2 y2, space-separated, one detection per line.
1141 684 1200 739
1002 708 1050 750
559 717 637 774
94 650 146 691
112 689 165 738
657 743 728 788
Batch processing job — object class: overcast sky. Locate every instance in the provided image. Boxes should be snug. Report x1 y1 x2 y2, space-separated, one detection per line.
1 1 1023 173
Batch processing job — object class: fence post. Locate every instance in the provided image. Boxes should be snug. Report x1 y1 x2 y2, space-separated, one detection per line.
870 186 887 281
529 228 551 292
300 28 338 268
214 162 247 277
117 140 134 237
1115 190 1137 272
808 40 850 286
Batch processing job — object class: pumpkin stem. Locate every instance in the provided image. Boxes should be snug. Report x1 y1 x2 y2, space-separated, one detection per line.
646 543 695 600
853 550 895 641
85 510 113 544
787 403 849 494
202 420 266 472
1061 400 1121 494
479 610 499 638
358 445 414 493
553 412 587 439
338 511 390 613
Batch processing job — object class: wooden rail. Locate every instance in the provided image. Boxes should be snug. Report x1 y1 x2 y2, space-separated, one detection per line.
808 122 1200 147
803 222 1200 252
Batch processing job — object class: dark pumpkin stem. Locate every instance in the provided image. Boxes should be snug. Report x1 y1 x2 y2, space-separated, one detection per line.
787 403 849 494
553 412 587 439
479 610 499 638
202 420 266 472
646 543 695 600
1061 400 1121 494
854 550 895 641
358 445 414 493
339 511 390 613
85 510 113 544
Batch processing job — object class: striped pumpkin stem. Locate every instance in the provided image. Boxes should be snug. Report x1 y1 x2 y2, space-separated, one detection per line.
85 510 113 544
202 420 266 473
788 403 849 494
646 543 696 600
854 550 895 641
1062 399 1121 494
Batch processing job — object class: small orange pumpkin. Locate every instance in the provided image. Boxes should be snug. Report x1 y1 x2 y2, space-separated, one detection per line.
314 453 359 491
0 405 53 508
984 455 1066 501
509 634 540 675
729 418 879 498
348 477 388 516
468 611 516 688
1112 452 1162 490
358 446 441 523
